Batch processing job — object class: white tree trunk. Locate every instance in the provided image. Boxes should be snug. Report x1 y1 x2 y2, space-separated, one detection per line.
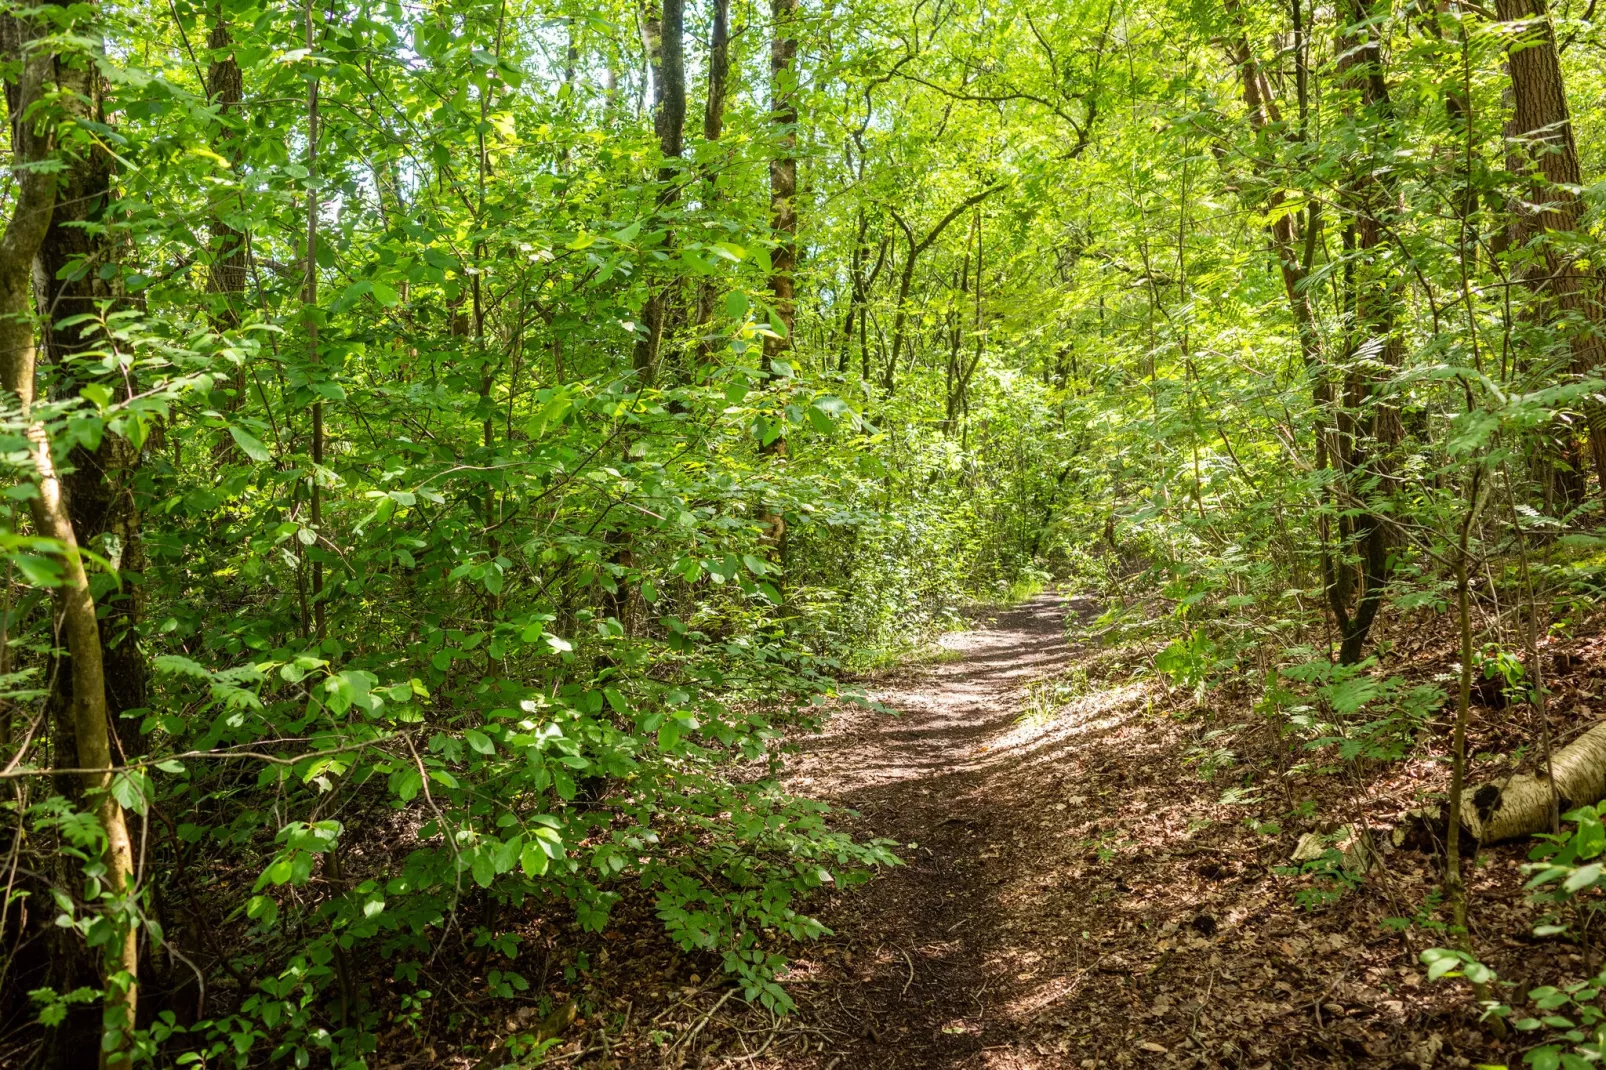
1461 722 1606 843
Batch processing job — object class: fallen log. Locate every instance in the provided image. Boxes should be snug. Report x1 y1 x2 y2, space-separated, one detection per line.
1461 721 1606 844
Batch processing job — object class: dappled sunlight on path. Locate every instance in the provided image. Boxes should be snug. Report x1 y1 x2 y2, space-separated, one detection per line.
757 593 1446 1070
773 593 1169 1068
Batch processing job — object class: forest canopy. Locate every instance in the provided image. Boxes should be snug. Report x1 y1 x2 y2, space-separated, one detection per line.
4 0 1606 1063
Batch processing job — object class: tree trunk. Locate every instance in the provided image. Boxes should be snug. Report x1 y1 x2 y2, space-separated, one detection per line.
305 0 325 642
1221 0 1395 664
0 17 139 1065
840 209 868 373
885 185 1003 396
1329 0 1401 664
33 4 148 754
206 11 245 333
1461 721 1606 844
1495 0 1606 493
759 0 799 559
632 0 685 384
693 0 730 361
702 0 729 146
765 0 798 364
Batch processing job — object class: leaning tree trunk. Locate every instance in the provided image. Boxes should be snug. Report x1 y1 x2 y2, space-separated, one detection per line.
0 16 140 1067
35 2 147 758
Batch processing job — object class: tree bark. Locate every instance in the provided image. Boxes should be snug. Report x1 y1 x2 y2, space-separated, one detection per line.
1462 721 1606 844
765 0 798 364
206 11 246 333
702 0 727 147
1328 0 1401 664
693 0 731 360
33 2 147 753
840 209 868 373
1495 0 1606 493
0 17 139 1065
758 0 799 560
305 0 325 642
632 0 685 384
1221 0 1396 665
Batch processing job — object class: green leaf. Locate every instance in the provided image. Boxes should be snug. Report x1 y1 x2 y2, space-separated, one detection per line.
464 729 495 755
1526 1046 1561 1070
246 895 278 927
154 655 210 679
110 771 151 816
471 851 494 888
393 767 422 803
228 426 272 463
1574 812 1605 859
1563 863 1602 894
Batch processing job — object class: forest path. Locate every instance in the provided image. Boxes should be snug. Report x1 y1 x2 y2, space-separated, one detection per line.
774 592 1126 1069
747 593 1438 1070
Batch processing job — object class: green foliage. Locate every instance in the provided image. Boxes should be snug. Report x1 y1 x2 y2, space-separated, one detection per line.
1268 656 1445 766
3 0 1606 1059
1424 807 1606 1067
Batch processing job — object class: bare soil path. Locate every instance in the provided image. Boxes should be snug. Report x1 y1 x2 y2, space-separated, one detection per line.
778 591 1132 1068
749 593 1473 1070
581 591 1576 1068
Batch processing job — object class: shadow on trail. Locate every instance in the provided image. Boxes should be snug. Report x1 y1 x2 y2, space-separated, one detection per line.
781 594 1157 1069
765 591 1466 1070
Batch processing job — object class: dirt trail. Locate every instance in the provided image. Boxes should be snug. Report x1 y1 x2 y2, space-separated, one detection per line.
781 592 1114 1067
757 593 1456 1070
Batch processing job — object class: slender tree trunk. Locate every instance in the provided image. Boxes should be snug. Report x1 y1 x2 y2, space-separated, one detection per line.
305 0 325 643
1444 468 1503 1035
0 19 138 1065
765 0 798 362
759 0 799 559
886 219 916 396
840 209 868 373
1221 0 1394 664
632 0 685 384
206 12 245 334
1329 0 1402 665
860 234 886 381
694 0 731 361
885 185 1003 396
205 10 248 485
28 14 147 1058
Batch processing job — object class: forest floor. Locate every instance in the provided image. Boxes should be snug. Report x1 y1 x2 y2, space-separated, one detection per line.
505 591 1599 1069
